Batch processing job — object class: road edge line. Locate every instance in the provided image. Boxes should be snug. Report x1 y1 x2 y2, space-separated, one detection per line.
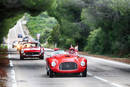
9 60 17 87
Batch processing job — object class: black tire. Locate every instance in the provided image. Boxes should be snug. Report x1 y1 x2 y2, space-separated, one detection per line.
20 55 24 60
46 67 49 76
49 69 54 78
81 69 87 77
39 55 44 59
47 71 49 76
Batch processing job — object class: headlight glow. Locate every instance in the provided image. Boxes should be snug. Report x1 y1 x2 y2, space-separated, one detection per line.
17 45 20 48
81 61 85 66
51 61 56 67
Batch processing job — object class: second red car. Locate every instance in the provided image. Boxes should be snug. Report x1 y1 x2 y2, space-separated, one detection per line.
20 42 44 60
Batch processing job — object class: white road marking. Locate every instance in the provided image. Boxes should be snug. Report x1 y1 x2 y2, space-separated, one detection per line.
94 76 108 83
88 72 123 87
111 83 123 87
10 61 13 67
94 76 122 87
8 41 17 87
9 60 17 87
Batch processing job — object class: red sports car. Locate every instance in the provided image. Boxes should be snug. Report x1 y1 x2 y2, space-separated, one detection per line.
20 42 44 60
46 50 87 77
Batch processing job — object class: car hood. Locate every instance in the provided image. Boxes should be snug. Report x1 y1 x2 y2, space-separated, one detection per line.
52 54 80 63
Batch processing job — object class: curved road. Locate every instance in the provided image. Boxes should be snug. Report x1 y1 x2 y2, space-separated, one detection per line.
7 19 130 87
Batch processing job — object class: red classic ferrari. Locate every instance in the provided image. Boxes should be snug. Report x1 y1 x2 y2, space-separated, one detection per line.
20 42 44 60
46 50 87 77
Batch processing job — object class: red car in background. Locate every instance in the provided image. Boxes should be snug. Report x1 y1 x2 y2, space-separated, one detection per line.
20 42 44 60
46 50 87 77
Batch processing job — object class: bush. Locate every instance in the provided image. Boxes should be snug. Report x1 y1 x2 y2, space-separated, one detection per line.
0 44 7 50
84 28 106 54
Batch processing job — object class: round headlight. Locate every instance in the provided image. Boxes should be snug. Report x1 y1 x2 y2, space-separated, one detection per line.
81 61 85 66
51 61 56 67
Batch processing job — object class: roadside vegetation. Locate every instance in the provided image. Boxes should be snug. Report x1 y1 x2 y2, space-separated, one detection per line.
0 44 8 58
0 44 8 82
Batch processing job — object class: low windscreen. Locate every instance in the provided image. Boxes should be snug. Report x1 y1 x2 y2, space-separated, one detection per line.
23 43 40 48
51 50 67 56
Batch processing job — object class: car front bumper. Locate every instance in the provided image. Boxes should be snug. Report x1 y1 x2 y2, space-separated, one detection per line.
50 66 87 73
21 52 43 58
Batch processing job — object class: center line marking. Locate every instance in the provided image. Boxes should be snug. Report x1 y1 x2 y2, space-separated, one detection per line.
88 72 122 87
94 76 108 83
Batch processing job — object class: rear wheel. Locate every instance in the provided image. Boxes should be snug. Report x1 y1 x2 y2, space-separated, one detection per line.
46 67 49 76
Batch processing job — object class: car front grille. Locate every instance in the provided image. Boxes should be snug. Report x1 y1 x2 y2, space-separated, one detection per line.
59 62 77 70
25 52 40 55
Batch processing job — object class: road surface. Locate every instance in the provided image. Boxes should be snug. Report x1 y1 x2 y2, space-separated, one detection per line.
6 19 130 87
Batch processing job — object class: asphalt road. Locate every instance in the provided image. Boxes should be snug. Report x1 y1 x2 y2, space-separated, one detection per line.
6 19 130 87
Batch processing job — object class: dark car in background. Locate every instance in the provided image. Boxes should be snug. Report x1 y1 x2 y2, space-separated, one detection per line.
22 36 29 42
18 34 23 38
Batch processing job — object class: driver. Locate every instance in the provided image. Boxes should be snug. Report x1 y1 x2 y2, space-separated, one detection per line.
69 47 78 55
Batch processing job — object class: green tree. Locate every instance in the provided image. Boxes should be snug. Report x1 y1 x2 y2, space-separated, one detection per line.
26 12 58 43
82 0 130 57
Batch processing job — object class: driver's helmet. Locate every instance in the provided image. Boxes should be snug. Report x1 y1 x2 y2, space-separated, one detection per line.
54 48 60 51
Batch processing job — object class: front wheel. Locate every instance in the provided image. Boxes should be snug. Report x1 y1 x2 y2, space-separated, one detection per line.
39 55 44 59
81 69 87 77
47 71 49 76
49 69 54 78
20 55 24 60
